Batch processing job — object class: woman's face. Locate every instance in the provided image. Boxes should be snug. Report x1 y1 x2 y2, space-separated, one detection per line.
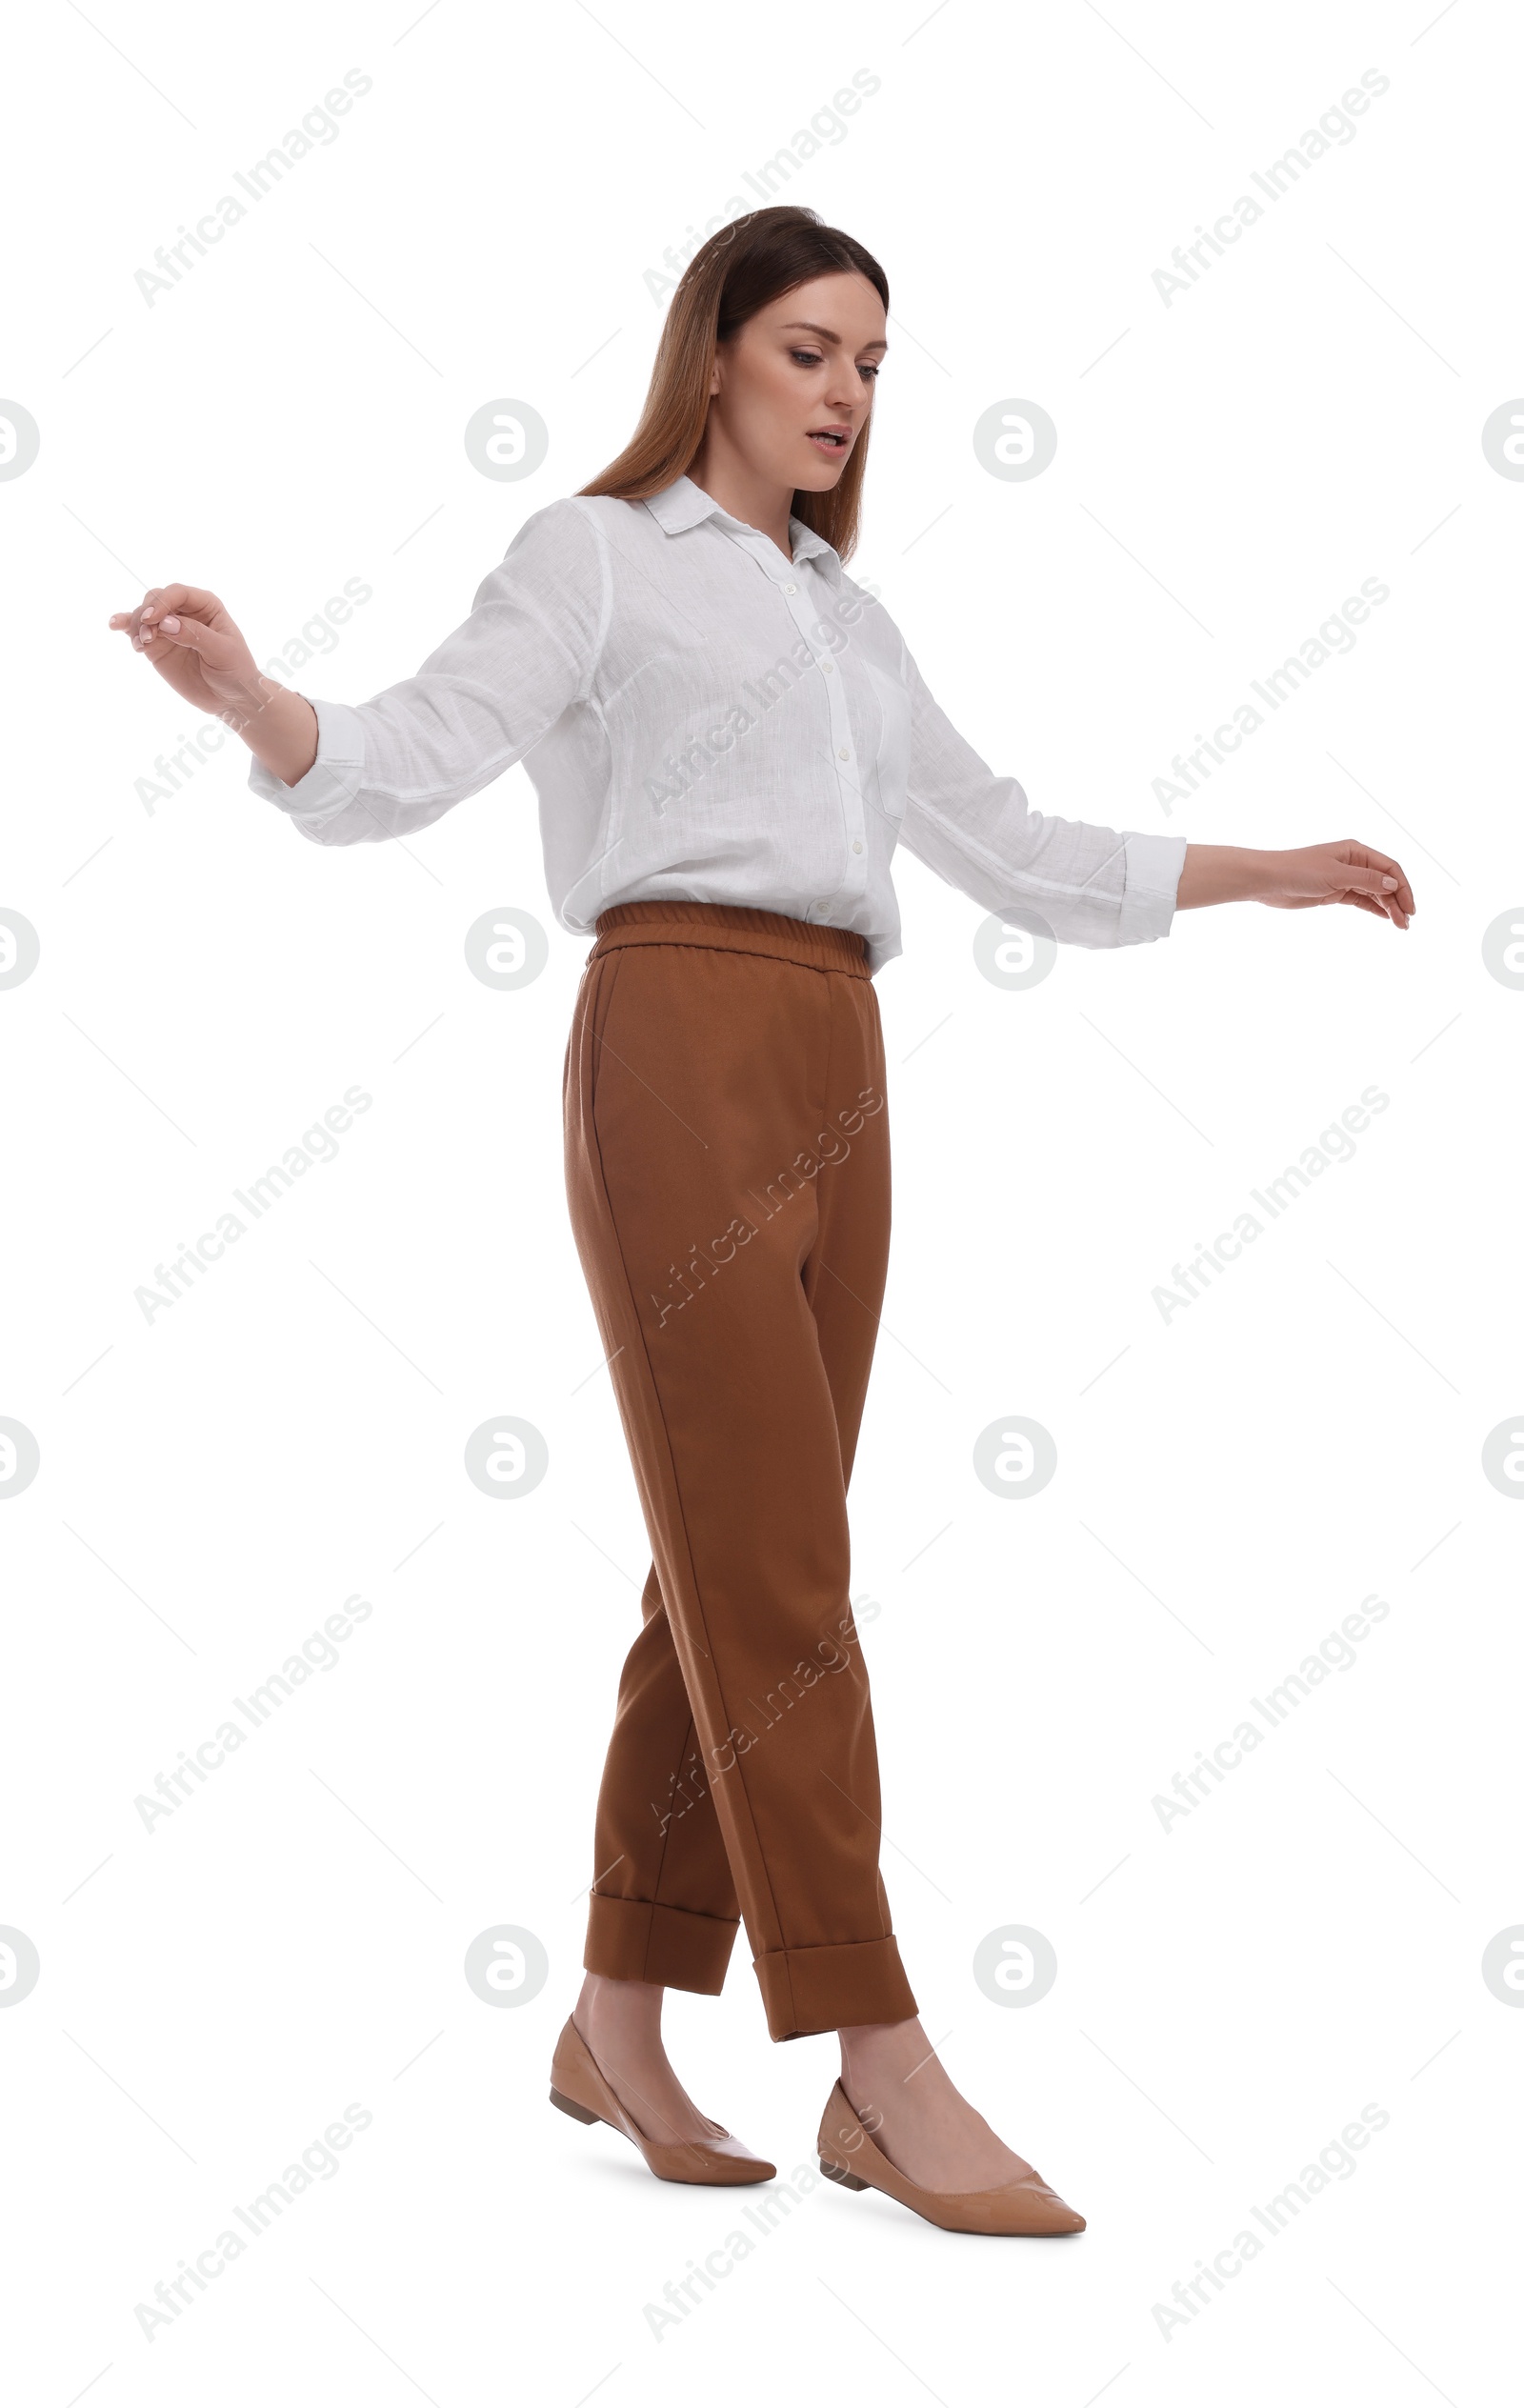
707 271 888 494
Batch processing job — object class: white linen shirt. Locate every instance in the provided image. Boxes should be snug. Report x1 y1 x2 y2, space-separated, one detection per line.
249 472 1186 976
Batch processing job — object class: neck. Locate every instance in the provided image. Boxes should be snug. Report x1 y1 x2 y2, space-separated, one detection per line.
683 442 795 560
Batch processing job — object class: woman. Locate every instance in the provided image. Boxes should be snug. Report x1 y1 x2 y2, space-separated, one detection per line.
110 204 1414 2237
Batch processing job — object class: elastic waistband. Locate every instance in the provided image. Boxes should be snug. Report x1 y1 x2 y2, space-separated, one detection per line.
590 900 871 978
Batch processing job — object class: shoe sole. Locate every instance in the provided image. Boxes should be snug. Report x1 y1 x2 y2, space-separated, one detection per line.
550 2086 603 2127
820 2156 869 2190
820 2151 1084 2233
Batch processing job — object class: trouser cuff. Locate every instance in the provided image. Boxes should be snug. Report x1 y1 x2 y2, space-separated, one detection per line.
584 1894 739 1994
753 1936 917 2040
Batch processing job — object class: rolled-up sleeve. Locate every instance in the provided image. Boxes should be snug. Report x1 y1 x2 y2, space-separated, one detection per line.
893 642 1187 947
249 497 611 846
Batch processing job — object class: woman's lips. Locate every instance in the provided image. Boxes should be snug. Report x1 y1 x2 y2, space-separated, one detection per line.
807 429 851 452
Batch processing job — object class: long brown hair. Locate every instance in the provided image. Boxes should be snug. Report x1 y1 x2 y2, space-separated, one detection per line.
578 205 889 564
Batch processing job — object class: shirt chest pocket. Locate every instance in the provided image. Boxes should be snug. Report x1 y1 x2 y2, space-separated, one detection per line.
861 657 911 827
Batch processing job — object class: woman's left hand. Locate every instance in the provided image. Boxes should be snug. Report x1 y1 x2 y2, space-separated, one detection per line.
1177 841 1415 928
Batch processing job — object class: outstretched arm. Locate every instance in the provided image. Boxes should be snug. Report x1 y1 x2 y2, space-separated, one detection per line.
1177 841 1414 929
892 639 1188 949
109 500 610 848
887 628 1416 942
110 587 320 784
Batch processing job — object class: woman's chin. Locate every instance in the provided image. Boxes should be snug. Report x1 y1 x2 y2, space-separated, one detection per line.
794 452 850 492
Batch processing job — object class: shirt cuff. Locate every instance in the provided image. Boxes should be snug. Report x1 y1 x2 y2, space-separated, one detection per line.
1118 832 1188 943
247 696 367 822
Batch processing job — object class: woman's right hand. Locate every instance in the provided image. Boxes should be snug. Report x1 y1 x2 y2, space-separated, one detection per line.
108 584 269 717
109 584 320 787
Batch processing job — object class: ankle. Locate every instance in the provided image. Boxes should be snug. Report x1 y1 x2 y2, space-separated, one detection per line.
576 1971 666 2044
838 2014 925 2086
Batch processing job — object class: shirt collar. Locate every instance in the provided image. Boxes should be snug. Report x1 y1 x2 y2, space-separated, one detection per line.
643 473 843 585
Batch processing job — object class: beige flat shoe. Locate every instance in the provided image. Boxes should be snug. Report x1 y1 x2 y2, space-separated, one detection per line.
550 2016 776 2186
817 2079 1085 2235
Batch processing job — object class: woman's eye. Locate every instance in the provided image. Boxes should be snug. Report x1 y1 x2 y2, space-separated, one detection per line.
858 363 880 380
791 350 823 368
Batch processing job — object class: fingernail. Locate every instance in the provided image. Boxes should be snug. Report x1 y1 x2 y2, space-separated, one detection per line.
162 615 180 632
1382 875 1398 888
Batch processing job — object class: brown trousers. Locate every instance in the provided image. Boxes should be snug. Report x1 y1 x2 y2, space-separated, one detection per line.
562 900 917 2041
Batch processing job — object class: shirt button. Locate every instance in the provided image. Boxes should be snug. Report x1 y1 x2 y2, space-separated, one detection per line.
821 659 834 672
838 747 851 760
784 582 798 595
852 839 864 853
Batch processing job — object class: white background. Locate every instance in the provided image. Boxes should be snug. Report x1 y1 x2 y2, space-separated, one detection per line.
3 1 1519 2400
